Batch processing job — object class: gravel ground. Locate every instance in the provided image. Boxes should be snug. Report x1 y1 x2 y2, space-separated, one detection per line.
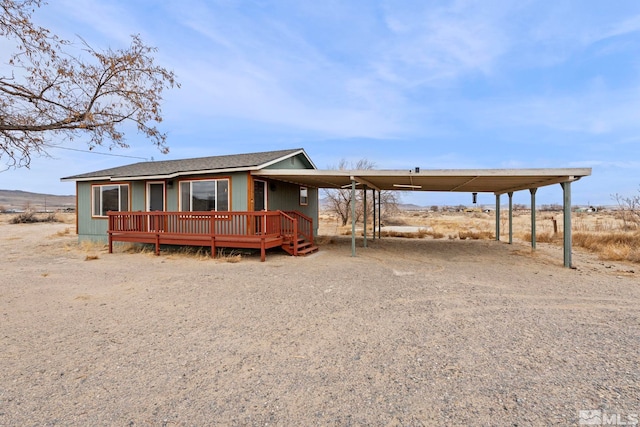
1 221 639 426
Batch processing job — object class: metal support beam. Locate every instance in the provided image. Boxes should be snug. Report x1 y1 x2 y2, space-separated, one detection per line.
561 181 572 268
378 190 382 239
372 189 376 240
508 192 513 244
363 185 368 248
351 179 356 257
530 188 537 249
354 176 381 192
495 194 501 241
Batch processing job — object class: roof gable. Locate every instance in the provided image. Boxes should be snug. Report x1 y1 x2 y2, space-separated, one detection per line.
61 148 315 181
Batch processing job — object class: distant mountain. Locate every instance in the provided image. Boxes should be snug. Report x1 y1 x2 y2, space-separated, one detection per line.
397 203 426 210
0 189 75 212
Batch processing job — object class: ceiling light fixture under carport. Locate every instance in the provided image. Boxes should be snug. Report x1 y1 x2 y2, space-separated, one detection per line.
393 184 422 189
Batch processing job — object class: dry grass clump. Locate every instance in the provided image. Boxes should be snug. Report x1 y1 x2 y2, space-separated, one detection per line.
520 231 562 243
458 230 494 240
54 227 72 237
316 236 336 245
573 231 640 263
217 250 242 263
379 229 429 239
79 240 108 252
84 254 99 261
428 230 445 239
122 243 154 255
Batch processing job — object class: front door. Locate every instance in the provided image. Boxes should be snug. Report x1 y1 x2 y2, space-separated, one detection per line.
254 180 267 211
147 182 165 231
147 182 165 211
254 180 267 234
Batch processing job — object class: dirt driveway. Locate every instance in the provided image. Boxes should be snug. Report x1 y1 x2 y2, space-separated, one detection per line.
1 221 638 426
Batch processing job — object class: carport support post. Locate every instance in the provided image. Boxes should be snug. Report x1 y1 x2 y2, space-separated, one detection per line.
378 190 382 239
495 194 501 241
530 188 537 249
561 181 572 268
363 185 368 248
508 192 514 244
372 189 376 240
351 179 356 257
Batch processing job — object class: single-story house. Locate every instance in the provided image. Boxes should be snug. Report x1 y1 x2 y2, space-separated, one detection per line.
61 148 319 261
62 147 592 267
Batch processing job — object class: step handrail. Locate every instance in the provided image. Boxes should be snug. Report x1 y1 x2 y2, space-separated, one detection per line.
282 210 314 246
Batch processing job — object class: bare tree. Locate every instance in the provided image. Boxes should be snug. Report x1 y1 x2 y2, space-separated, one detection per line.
322 158 400 226
0 0 179 168
613 188 640 230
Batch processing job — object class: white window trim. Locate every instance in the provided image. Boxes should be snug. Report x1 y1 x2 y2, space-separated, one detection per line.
300 186 308 206
179 179 230 212
92 184 129 217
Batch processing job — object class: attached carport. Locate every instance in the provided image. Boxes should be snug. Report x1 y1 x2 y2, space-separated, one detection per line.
254 168 592 268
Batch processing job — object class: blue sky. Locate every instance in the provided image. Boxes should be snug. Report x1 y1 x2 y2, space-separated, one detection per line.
2 0 640 206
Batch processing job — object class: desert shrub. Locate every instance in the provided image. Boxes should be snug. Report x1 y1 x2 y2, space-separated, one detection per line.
10 211 60 224
10 211 37 223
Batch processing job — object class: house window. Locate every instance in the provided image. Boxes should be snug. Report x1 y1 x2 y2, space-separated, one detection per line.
300 186 308 206
180 179 229 211
92 184 129 217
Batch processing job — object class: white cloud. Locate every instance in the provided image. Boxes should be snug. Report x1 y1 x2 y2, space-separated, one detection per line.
376 0 511 85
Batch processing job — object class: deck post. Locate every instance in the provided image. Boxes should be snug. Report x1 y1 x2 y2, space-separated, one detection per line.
260 238 266 262
293 218 299 256
495 194 501 241
363 185 368 248
214 211 216 258
508 192 514 244
155 233 160 255
108 214 113 253
351 179 356 257
561 181 573 268
530 188 537 249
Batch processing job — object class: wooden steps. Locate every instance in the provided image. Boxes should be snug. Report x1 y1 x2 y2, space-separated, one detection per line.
281 236 319 257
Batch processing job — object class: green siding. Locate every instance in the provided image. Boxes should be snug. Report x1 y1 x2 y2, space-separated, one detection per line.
267 181 318 236
230 172 248 211
77 181 112 240
266 153 313 170
166 182 178 211
131 181 145 211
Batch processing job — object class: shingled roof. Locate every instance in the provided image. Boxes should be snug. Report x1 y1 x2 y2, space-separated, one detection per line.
61 148 314 181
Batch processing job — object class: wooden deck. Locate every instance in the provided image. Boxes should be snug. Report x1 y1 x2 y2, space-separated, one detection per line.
107 210 317 262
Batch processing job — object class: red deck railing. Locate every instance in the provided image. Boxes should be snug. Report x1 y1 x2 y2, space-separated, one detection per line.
107 210 313 261
283 210 314 246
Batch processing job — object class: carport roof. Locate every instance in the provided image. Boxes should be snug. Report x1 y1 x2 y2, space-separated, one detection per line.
253 168 592 194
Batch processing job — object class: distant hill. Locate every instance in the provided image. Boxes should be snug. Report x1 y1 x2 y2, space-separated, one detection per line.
0 189 75 212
